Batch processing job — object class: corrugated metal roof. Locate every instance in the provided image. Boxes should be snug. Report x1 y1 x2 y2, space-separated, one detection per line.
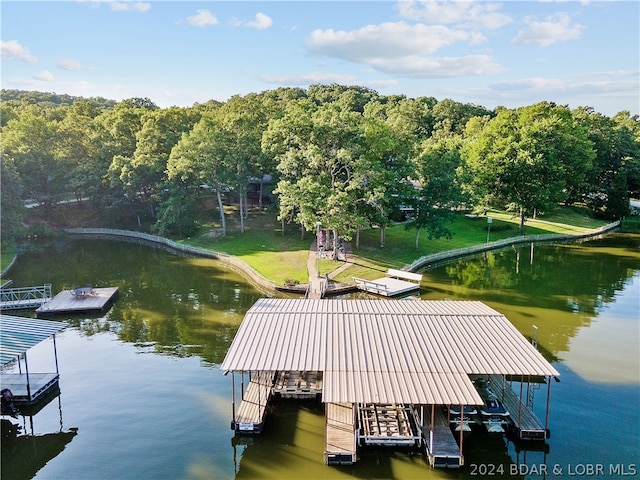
220 298 559 405
0 314 67 365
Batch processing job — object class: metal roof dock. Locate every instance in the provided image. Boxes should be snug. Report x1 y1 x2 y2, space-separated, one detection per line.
1 314 67 412
221 298 559 468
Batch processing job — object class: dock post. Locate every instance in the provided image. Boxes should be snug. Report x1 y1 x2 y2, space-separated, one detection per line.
231 372 236 429
24 352 32 401
544 376 552 437
53 334 60 374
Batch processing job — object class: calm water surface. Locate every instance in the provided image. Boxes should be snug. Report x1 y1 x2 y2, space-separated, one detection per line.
1 235 638 480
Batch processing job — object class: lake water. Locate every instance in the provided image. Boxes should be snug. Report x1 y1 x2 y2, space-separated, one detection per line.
1 234 638 479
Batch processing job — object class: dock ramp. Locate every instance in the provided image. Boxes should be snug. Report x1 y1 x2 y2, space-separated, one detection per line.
325 402 357 465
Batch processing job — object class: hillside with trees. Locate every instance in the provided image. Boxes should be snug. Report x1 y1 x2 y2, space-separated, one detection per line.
1 86 638 251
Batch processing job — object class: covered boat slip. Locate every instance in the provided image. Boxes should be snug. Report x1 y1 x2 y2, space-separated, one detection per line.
0 314 67 407
230 371 275 434
221 298 559 467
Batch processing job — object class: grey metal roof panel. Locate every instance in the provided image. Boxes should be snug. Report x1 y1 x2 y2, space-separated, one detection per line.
0 314 67 365
220 299 559 404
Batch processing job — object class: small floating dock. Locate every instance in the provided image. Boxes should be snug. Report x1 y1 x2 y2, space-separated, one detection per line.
425 407 464 468
36 286 119 317
232 371 275 434
325 402 357 465
353 269 422 296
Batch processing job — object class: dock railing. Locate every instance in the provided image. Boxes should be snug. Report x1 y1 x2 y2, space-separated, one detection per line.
407 220 620 272
1 284 52 310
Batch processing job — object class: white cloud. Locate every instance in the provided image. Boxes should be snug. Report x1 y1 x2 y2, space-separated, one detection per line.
307 22 479 62
239 12 273 30
33 70 54 82
512 12 583 47
371 54 505 78
306 22 502 79
1 40 38 64
187 9 219 27
57 58 87 71
106 1 151 12
397 0 512 30
260 72 358 86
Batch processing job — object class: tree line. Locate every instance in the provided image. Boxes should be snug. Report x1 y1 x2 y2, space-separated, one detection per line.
1 85 638 253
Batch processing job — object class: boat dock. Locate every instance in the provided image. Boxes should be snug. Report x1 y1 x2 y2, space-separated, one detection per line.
1 314 67 414
221 298 559 468
35 286 119 317
232 371 275 434
425 407 464 468
353 269 422 296
488 375 549 440
325 402 357 465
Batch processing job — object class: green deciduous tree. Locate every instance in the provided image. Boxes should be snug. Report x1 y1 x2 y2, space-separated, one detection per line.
464 102 595 233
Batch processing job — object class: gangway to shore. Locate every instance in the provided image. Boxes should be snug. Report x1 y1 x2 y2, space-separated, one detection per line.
0 284 52 310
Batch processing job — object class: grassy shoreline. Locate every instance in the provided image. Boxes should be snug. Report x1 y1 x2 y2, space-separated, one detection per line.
9 203 612 287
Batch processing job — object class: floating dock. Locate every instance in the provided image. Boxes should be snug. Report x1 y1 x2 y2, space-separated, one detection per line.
221 298 559 468
353 269 422 296
36 287 119 317
325 402 357 465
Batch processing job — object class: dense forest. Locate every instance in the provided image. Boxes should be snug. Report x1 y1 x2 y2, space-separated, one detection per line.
1 86 639 252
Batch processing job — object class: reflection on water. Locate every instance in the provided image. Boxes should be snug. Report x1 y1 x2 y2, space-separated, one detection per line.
2 234 638 479
420 234 640 384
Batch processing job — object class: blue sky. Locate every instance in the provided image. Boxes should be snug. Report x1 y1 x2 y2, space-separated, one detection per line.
2 1 638 116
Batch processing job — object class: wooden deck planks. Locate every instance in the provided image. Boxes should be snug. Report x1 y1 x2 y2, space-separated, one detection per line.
425 408 463 468
36 287 119 316
325 402 357 465
488 375 547 440
234 371 275 433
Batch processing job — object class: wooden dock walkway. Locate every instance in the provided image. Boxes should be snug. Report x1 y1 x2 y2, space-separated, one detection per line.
35 287 119 317
233 371 276 434
325 402 357 465
488 375 548 440
425 407 463 468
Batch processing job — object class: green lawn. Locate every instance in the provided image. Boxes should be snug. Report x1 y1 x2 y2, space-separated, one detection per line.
180 205 610 286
